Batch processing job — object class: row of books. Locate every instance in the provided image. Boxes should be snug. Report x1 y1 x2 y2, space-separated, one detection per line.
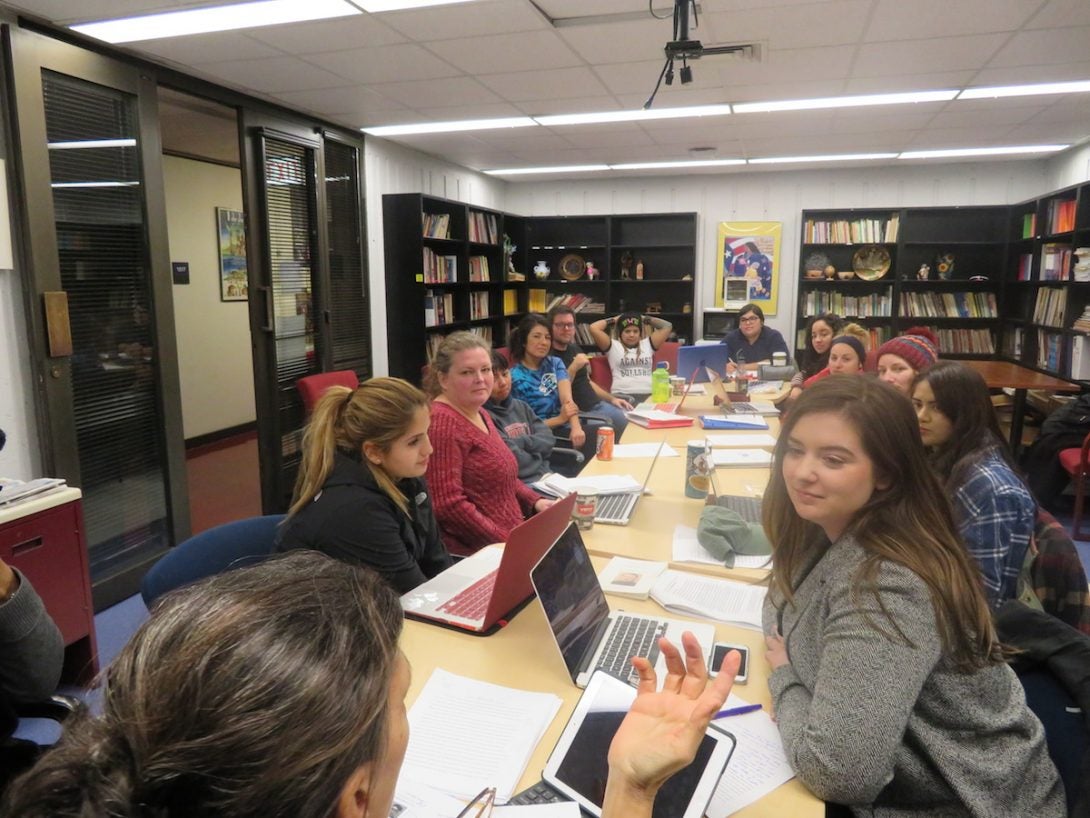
528 288 548 313
503 289 519 315
468 291 489 321
1022 213 1037 239
1032 287 1068 327
1047 198 1077 235
801 288 892 318
802 214 899 244
898 291 997 319
932 328 995 355
545 292 607 314
422 247 458 283
1072 306 1090 333
468 211 499 245
423 289 455 327
794 325 891 351
1016 253 1033 281
468 255 491 282
425 325 494 362
1037 329 1064 372
422 212 452 239
1040 243 1072 281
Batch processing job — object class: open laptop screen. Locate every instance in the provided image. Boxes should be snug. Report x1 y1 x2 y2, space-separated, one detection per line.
532 525 610 679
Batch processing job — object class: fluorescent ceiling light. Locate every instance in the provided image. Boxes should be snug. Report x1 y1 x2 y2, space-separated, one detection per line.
51 181 141 188
48 139 136 150
898 145 1069 159
749 153 897 164
71 0 360 44
362 117 536 136
535 105 731 126
350 0 478 9
610 159 746 170
484 165 610 176
734 90 957 114
958 80 1090 100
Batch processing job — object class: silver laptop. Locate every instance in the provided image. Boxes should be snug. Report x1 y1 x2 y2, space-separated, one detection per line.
530 524 716 688
594 439 665 525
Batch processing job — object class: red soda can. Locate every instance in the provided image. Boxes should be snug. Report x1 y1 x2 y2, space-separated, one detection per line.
596 427 614 460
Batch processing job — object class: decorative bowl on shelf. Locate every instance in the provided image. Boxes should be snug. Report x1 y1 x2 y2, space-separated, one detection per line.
836 269 855 280
804 269 825 280
852 245 891 281
804 252 830 280
558 253 585 281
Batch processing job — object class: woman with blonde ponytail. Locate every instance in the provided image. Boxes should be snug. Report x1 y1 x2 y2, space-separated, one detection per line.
276 377 450 592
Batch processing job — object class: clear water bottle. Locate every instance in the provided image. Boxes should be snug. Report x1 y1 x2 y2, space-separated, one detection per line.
735 351 748 396
651 361 671 403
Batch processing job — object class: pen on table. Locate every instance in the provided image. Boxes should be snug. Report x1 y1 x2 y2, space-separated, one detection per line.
714 703 763 719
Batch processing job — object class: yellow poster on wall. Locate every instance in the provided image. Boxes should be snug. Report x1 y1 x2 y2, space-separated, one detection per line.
715 221 782 315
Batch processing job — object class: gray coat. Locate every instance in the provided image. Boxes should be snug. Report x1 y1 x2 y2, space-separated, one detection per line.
762 535 1064 817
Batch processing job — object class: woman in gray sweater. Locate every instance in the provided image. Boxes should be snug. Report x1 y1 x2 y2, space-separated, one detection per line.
761 375 1063 817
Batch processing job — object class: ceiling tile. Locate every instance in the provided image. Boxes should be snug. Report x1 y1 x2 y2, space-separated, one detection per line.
725 80 847 103
549 127 658 149
968 61 1090 86
132 31 281 64
557 18 675 66
866 0 1035 40
1004 122 1090 142
305 44 461 84
206 55 353 94
274 85 405 116
703 0 872 49
425 29 582 75
533 0 643 15
247 15 406 53
382 0 549 41
928 103 1048 130
515 96 622 115
842 71 976 94
368 76 504 109
477 67 611 103
414 102 529 120
715 46 855 85
988 26 1090 67
1024 0 1090 29
825 105 948 133
853 34 1009 76
903 126 1017 148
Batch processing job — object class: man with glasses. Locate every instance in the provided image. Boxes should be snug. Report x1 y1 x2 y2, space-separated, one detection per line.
547 306 631 441
720 302 789 373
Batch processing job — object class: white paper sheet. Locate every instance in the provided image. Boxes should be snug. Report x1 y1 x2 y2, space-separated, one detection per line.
710 449 773 468
703 434 777 448
650 570 766 630
397 669 562 803
609 442 680 458
707 693 796 817
672 525 773 570
494 805 582 817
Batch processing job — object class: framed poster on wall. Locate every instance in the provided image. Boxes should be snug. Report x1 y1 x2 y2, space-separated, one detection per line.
714 221 781 315
216 207 248 301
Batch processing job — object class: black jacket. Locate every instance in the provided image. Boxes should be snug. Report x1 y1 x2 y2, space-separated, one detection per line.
276 451 451 593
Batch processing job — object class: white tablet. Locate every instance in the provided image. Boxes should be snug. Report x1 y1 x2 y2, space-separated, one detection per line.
542 670 736 818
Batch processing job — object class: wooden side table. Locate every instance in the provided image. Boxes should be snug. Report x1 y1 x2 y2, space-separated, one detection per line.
0 487 98 684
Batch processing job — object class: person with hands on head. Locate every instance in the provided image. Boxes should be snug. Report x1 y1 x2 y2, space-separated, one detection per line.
589 312 672 403
275 377 451 594
425 331 554 556
605 631 740 818
548 305 631 441
760 375 1062 817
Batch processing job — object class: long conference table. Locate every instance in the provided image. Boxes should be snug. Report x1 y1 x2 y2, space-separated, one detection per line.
402 388 824 817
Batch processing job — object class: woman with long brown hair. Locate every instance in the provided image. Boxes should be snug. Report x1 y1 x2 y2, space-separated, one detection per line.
276 377 450 593
762 375 1062 816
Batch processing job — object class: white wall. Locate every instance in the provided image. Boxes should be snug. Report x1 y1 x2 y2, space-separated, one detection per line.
163 155 254 439
364 137 507 375
1046 142 1090 193
0 250 40 481
504 161 1050 341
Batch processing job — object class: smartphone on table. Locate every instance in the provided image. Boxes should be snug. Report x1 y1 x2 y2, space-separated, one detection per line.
709 642 749 684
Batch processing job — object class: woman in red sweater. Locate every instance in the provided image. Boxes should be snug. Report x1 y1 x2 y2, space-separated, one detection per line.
425 332 553 555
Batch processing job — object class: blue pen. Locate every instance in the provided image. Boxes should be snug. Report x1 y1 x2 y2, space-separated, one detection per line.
714 703 762 719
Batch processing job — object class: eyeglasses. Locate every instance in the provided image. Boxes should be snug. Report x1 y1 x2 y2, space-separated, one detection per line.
553 322 575 329
456 787 496 818
739 315 760 324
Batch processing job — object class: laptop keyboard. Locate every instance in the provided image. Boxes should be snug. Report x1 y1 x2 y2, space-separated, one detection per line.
595 491 638 522
716 494 763 524
508 780 572 807
436 569 498 619
599 615 666 680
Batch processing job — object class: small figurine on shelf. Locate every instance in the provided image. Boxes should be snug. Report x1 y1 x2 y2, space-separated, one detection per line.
503 234 523 281
586 260 599 280
682 301 692 314
1075 248 1090 282
917 263 931 280
823 264 837 280
635 259 645 280
620 250 633 279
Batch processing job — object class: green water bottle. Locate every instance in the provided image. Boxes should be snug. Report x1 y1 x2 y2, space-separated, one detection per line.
651 361 671 403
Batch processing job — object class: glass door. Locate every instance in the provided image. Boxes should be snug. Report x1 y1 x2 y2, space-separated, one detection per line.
7 26 188 608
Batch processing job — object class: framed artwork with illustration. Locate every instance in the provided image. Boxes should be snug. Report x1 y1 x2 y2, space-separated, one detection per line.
216 207 248 301
714 221 781 315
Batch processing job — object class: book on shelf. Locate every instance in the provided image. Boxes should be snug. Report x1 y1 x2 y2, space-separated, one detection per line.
469 290 490 321
467 211 499 244
1017 253 1032 281
1047 199 1076 234
1022 212 1037 239
422 212 451 239
1039 243 1072 281
1004 327 1023 358
1036 329 1063 372
898 291 997 319
932 328 995 355
545 292 606 314
468 255 491 282
1032 287 1068 327
1072 335 1090 380
423 289 455 327
503 289 519 315
528 288 548 313
422 247 457 283
802 215 898 244
802 288 892 318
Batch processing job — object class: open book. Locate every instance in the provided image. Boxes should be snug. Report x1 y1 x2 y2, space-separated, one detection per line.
650 570 766 631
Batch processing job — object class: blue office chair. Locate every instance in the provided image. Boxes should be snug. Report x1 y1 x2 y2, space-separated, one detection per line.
140 515 285 608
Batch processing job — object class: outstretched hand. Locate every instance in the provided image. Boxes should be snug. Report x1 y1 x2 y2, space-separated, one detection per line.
603 632 740 816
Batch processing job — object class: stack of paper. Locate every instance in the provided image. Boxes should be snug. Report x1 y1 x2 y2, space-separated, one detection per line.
397 669 562 804
598 556 668 599
710 449 773 468
626 408 694 429
650 570 766 631
0 477 66 507
700 415 769 430
532 473 643 498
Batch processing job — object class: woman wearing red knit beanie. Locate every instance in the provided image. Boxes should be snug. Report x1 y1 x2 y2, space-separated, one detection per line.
875 327 939 395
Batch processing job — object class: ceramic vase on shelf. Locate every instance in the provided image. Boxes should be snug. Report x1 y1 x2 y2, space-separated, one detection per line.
533 260 550 280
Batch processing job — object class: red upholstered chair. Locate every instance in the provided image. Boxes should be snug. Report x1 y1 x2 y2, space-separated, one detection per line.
1059 431 1090 540
296 370 360 415
652 341 680 373
589 355 612 393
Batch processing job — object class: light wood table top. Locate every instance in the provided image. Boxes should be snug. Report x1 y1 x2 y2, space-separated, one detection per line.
400 553 820 817
962 359 1079 391
579 394 776 580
